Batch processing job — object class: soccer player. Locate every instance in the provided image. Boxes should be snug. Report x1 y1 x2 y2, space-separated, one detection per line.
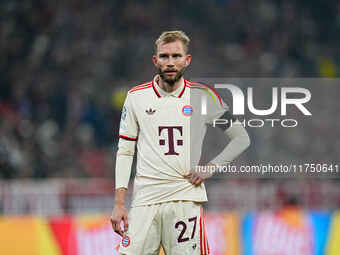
111 31 250 255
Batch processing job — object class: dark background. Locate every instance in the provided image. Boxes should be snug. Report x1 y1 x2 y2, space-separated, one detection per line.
0 0 339 213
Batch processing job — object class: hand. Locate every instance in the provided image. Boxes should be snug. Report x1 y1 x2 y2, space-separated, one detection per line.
184 163 216 186
110 204 129 236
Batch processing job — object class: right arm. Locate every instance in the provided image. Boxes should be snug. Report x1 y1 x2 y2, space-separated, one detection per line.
110 138 136 236
110 93 138 236
111 187 128 236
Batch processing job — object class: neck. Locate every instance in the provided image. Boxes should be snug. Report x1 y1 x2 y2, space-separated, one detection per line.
158 76 183 93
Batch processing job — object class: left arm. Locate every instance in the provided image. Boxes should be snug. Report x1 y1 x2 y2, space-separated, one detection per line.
210 120 250 166
186 120 250 186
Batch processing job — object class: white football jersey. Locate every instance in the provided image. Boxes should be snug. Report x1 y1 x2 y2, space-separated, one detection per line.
119 75 228 207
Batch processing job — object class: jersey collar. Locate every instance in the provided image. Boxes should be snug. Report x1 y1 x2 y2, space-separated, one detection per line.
152 75 186 98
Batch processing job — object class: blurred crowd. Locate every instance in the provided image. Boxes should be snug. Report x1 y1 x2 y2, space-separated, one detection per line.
1 0 339 179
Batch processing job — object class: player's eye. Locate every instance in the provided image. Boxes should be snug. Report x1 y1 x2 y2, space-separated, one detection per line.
159 54 168 59
172 54 182 58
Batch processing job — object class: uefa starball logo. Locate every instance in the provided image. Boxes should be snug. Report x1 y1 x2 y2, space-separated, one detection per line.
201 83 312 128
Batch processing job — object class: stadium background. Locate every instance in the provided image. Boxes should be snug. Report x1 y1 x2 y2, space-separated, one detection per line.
0 0 339 254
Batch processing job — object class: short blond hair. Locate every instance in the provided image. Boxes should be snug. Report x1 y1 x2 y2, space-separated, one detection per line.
155 30 190 54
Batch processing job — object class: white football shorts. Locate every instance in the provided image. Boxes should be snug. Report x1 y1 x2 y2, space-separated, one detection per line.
119 200 210 255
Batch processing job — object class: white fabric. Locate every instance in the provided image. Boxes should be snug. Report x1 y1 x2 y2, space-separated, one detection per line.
210 120 250 166
115 139 135 189
116 75 246 207
119 201 208 255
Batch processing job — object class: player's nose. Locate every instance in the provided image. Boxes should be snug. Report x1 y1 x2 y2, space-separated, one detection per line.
167 57 175 66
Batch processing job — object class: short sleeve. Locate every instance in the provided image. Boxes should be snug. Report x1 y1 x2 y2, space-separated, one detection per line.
118 93 139 140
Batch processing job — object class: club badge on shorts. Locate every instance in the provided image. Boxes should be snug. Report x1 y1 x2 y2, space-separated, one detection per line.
182 105 193 116
122 235 131 247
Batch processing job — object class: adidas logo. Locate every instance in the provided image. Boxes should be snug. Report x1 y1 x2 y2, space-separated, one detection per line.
146 108 156 115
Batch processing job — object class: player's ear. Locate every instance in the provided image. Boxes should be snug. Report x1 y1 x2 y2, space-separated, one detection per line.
152 55 158 67
185 54 192 67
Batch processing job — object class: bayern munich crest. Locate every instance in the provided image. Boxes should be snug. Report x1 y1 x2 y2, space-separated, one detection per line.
121 235 130 247
182 105 193 116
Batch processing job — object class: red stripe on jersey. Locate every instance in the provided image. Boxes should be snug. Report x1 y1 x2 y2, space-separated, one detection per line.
203 220 207 254
178 81 187 98
200 216 203 255
199 206 210 255
129 85 152 94
203 217 209 254
128 82 152 93
129 82 152 89
186 81 223 106
207 236 210 254
119 134 137 141
132 81 152 89
152 81 161 98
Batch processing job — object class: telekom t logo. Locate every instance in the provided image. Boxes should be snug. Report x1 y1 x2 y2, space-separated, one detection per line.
159 126 183 155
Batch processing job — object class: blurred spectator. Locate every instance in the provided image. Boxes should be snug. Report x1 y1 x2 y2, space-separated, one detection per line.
0 0 339 179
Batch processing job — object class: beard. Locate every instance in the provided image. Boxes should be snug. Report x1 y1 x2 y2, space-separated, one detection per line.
158 66 186 86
